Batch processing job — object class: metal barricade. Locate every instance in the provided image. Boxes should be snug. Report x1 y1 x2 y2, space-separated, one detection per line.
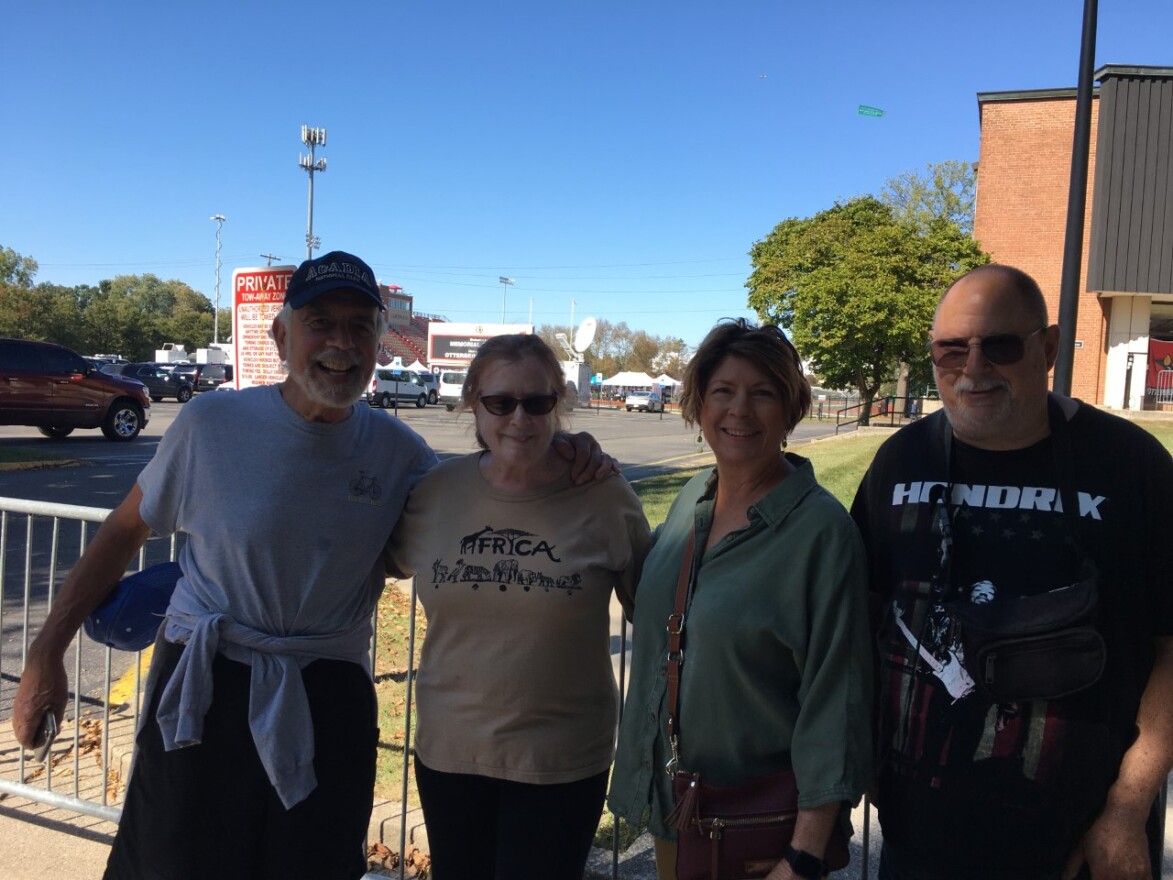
0 496 174 824
1155 370 1173 405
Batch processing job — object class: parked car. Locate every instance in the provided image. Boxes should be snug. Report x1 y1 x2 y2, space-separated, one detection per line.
368 368 429 409
171 362 232 392
438 370 467 412
0 338 151 441
101 363 194 403
625 390 664 413
414 371 439 405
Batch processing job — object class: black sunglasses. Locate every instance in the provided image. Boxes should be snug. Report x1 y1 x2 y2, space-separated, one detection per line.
928 327 1046 370
478 394 559 416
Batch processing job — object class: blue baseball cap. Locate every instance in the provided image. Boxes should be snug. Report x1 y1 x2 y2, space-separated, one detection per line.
84 561 181 652
285 250 385 311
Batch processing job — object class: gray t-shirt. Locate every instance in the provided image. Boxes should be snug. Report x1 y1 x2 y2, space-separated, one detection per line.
137 384 436 806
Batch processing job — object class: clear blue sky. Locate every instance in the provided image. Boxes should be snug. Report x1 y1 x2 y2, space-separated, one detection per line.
4 1 1171 349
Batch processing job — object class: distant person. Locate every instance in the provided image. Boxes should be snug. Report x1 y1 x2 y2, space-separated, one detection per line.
12 251 613 880
851 264 1173 879
609 318 873 880
387 334 651 880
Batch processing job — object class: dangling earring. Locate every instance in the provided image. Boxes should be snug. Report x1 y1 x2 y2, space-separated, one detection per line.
696 429 703 444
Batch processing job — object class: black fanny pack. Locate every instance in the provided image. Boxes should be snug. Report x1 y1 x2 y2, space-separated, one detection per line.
946 568 1105 703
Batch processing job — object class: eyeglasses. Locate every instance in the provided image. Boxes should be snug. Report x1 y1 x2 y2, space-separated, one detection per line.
478 394 559 416
928 327 1046 370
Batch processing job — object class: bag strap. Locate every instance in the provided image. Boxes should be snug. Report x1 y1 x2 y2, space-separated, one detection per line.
665 525 696 776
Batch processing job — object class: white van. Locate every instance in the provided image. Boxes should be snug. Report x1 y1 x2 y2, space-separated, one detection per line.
414 371 439 405
368 368 429 409
438 370 467 412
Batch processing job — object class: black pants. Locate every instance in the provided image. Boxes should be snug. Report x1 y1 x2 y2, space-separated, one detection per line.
878 842 1092 880
415 754 608 880
105 641 378 880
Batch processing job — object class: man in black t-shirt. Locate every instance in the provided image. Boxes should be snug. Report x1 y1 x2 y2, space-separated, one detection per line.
851 265 1173 880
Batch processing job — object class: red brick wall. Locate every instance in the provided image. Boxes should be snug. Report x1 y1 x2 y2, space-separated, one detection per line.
973 96 1105 403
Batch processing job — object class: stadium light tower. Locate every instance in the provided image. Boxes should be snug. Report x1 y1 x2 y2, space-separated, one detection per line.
210 214 226 344
499 276 514 322
299 125 328 260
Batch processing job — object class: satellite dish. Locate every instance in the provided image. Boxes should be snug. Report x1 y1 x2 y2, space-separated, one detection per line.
573 317 597 354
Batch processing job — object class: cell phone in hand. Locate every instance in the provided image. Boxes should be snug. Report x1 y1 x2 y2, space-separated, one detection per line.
31 712 57 763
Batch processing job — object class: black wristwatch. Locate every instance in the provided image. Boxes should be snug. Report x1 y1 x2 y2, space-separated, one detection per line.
782 845 826 879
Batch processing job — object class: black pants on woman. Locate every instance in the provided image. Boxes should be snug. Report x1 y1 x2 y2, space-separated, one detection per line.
414 754 608 880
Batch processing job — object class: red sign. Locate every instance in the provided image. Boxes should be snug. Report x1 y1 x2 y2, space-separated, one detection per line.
232 266 295 390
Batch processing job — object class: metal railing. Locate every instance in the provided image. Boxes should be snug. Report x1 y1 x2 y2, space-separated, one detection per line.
4 496 1166 878
834 395 926 434
0 496 180 823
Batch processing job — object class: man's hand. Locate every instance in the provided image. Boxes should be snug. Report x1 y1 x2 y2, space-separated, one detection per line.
11 484 151 749
12 649 68 750
554 431 620 484
1063 803 1151 879
1064 636 1173 879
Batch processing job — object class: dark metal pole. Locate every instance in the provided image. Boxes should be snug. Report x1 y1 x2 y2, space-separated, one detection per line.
1052 0 1098 395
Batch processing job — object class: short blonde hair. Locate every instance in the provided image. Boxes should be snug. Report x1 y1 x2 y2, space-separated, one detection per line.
679 318 810 434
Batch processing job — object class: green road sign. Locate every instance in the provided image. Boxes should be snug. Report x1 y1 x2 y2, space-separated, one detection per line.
858 105 884 118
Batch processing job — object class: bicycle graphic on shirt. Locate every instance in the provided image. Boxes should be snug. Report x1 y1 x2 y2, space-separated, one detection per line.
348 471 382 500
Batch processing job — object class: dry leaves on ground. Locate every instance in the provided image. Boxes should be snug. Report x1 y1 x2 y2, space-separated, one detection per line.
367 841 431 878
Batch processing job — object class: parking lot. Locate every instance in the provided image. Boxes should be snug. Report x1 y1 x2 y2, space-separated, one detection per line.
0 397 841 504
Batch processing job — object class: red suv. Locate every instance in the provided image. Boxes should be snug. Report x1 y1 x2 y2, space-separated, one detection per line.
0 338 151 441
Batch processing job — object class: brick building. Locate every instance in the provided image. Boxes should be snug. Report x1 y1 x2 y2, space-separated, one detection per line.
974 65 1173 408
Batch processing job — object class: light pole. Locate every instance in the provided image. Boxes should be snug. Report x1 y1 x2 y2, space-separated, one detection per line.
210 214 226 344
499 276 514 323
299 125 327 260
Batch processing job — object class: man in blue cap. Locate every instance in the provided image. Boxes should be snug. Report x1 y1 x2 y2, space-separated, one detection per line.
13 250 612 879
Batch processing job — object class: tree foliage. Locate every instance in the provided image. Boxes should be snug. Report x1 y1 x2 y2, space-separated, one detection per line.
881 160 977 236
0 245 223 360
535 318 689 380
746 196 988 418
1 246 39 288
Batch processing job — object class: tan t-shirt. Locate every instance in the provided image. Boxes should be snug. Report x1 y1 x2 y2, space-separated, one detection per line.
388 453 652 784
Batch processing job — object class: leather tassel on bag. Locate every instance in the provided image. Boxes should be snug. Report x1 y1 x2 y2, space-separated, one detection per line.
665 772 700 830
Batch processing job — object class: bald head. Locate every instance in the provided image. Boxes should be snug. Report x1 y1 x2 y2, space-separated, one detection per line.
938 265 1048 327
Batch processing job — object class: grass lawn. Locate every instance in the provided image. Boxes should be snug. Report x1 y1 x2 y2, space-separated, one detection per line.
0 446 77 470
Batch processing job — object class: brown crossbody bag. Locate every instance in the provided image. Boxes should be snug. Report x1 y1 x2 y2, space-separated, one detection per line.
662 527 849 880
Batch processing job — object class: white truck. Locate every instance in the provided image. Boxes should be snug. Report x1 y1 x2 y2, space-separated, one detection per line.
154 343 189 363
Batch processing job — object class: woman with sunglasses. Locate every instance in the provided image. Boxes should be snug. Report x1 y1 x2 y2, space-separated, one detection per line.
608 318 872 880
386 333 651 880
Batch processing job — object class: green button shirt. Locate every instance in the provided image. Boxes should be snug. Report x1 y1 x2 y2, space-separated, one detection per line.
608 456 873 839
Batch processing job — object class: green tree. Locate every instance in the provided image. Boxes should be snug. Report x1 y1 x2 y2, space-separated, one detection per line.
747 196 988 421
586 319 633 378
1 245 39 287
627 330 659 373
881 160 977 237
82 274 212 360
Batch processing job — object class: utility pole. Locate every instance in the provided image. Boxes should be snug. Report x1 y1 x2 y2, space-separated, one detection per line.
210 215 226 344
260 253 282 267
1052 0 1098 395
499 276 514 323
299 125 327 260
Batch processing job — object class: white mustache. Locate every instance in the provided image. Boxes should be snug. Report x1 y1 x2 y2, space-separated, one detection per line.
953 376 1009 394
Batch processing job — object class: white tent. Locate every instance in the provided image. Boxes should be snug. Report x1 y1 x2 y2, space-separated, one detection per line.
406 359 429 373
655 374 680 387
600 371 657 387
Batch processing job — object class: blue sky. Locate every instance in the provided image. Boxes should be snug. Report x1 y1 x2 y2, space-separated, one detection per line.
4 1 1171 348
